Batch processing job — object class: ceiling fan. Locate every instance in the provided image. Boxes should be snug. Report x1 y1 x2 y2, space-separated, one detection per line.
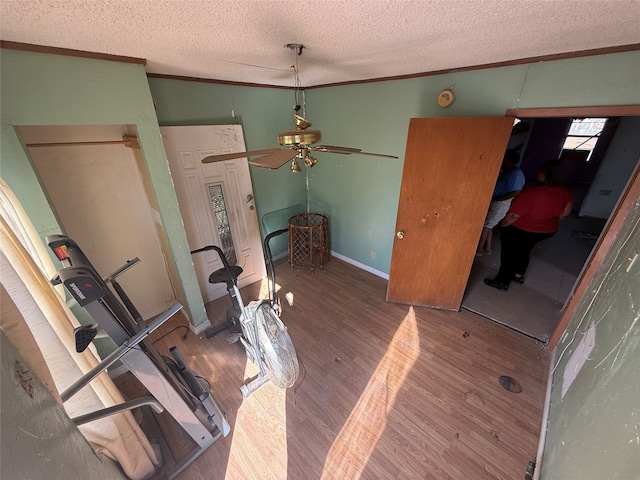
202 112 398 172
202 44 398 172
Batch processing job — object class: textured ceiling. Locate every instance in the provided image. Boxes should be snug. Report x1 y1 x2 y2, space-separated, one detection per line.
1 0 639 87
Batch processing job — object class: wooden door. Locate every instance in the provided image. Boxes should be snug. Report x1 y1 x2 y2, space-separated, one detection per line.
24 125 176 319
387 117 513 310
161 125 266 303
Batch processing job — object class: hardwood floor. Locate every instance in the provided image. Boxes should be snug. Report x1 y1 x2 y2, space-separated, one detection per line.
143 257 550 480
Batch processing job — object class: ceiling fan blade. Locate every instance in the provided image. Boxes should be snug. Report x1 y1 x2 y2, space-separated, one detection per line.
202 148 282 163
248 149 298 169
310 145 362 154
311 144 398 159
354 151 399 159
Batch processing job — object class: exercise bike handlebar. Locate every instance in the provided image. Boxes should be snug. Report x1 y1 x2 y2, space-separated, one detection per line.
263 229 288 303
191 229 288 304
263 229 288 256
190 245 234 278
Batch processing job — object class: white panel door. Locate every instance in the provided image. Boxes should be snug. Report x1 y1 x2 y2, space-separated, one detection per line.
161 125 265 303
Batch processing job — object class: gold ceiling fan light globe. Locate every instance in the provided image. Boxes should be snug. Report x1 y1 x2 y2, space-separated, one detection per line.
304 155 318 168
278 129 322 146
290 158 302 172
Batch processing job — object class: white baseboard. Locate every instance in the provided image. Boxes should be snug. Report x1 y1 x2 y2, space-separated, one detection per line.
142 301 177 322
148 300 210 336
330 251 389 280
191 319 211 336
273 251 288 262
108 364 129 379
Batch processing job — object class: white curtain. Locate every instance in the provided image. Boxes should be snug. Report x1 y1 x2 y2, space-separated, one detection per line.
0 178 160 480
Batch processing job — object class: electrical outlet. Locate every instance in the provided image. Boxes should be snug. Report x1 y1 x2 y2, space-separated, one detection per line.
370 250 376 259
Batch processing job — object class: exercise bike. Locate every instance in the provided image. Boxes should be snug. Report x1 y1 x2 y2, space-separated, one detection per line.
191 229 299 397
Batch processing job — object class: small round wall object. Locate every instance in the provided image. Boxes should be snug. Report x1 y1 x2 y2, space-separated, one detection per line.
437 88 455 107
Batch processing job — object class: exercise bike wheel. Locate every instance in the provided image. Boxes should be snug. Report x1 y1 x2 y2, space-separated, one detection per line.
255 303 299 388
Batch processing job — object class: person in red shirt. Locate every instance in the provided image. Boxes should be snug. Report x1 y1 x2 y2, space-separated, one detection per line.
484 159 573 291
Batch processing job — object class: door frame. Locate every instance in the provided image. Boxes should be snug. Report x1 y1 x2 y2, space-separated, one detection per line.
506 105 640 349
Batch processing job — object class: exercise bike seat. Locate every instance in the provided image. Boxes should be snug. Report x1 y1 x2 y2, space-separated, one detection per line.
208 265 243 286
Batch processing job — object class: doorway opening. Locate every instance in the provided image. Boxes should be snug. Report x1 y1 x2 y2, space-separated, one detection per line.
462 115 640 343
19 124 177 319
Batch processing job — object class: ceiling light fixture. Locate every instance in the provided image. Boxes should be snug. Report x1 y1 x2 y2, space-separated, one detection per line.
201 45 398 172
290 158 302 172
304 154 318 168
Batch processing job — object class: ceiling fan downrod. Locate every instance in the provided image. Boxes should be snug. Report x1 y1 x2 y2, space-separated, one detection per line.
285 43 304 55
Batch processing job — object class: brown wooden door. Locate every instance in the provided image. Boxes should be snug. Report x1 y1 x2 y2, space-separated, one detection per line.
387 117 513 310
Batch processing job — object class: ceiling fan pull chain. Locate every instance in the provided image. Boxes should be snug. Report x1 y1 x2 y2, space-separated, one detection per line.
301 90 306 119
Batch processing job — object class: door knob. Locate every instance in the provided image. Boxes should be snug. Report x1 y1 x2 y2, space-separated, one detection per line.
396 231 405 239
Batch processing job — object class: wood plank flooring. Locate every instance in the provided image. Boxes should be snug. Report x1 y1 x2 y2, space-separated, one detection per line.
142 257 550 480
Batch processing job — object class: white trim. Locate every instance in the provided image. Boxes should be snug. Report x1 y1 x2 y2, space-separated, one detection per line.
272 251 288 262
533 348 555 480
330 251 389 279
142 301 178 321
108 364 129 379
191 319 211 336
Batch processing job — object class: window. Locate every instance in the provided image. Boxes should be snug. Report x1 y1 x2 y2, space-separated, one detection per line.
562 118 607 161
207 184 237 266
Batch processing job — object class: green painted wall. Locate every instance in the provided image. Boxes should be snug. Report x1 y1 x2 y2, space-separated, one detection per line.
541 199 640 478
148 77 307 232
304 52 640 272
149 52 639 274
0 49 206 327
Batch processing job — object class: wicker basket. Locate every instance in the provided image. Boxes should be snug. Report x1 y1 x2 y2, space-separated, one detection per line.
288 213 330 272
